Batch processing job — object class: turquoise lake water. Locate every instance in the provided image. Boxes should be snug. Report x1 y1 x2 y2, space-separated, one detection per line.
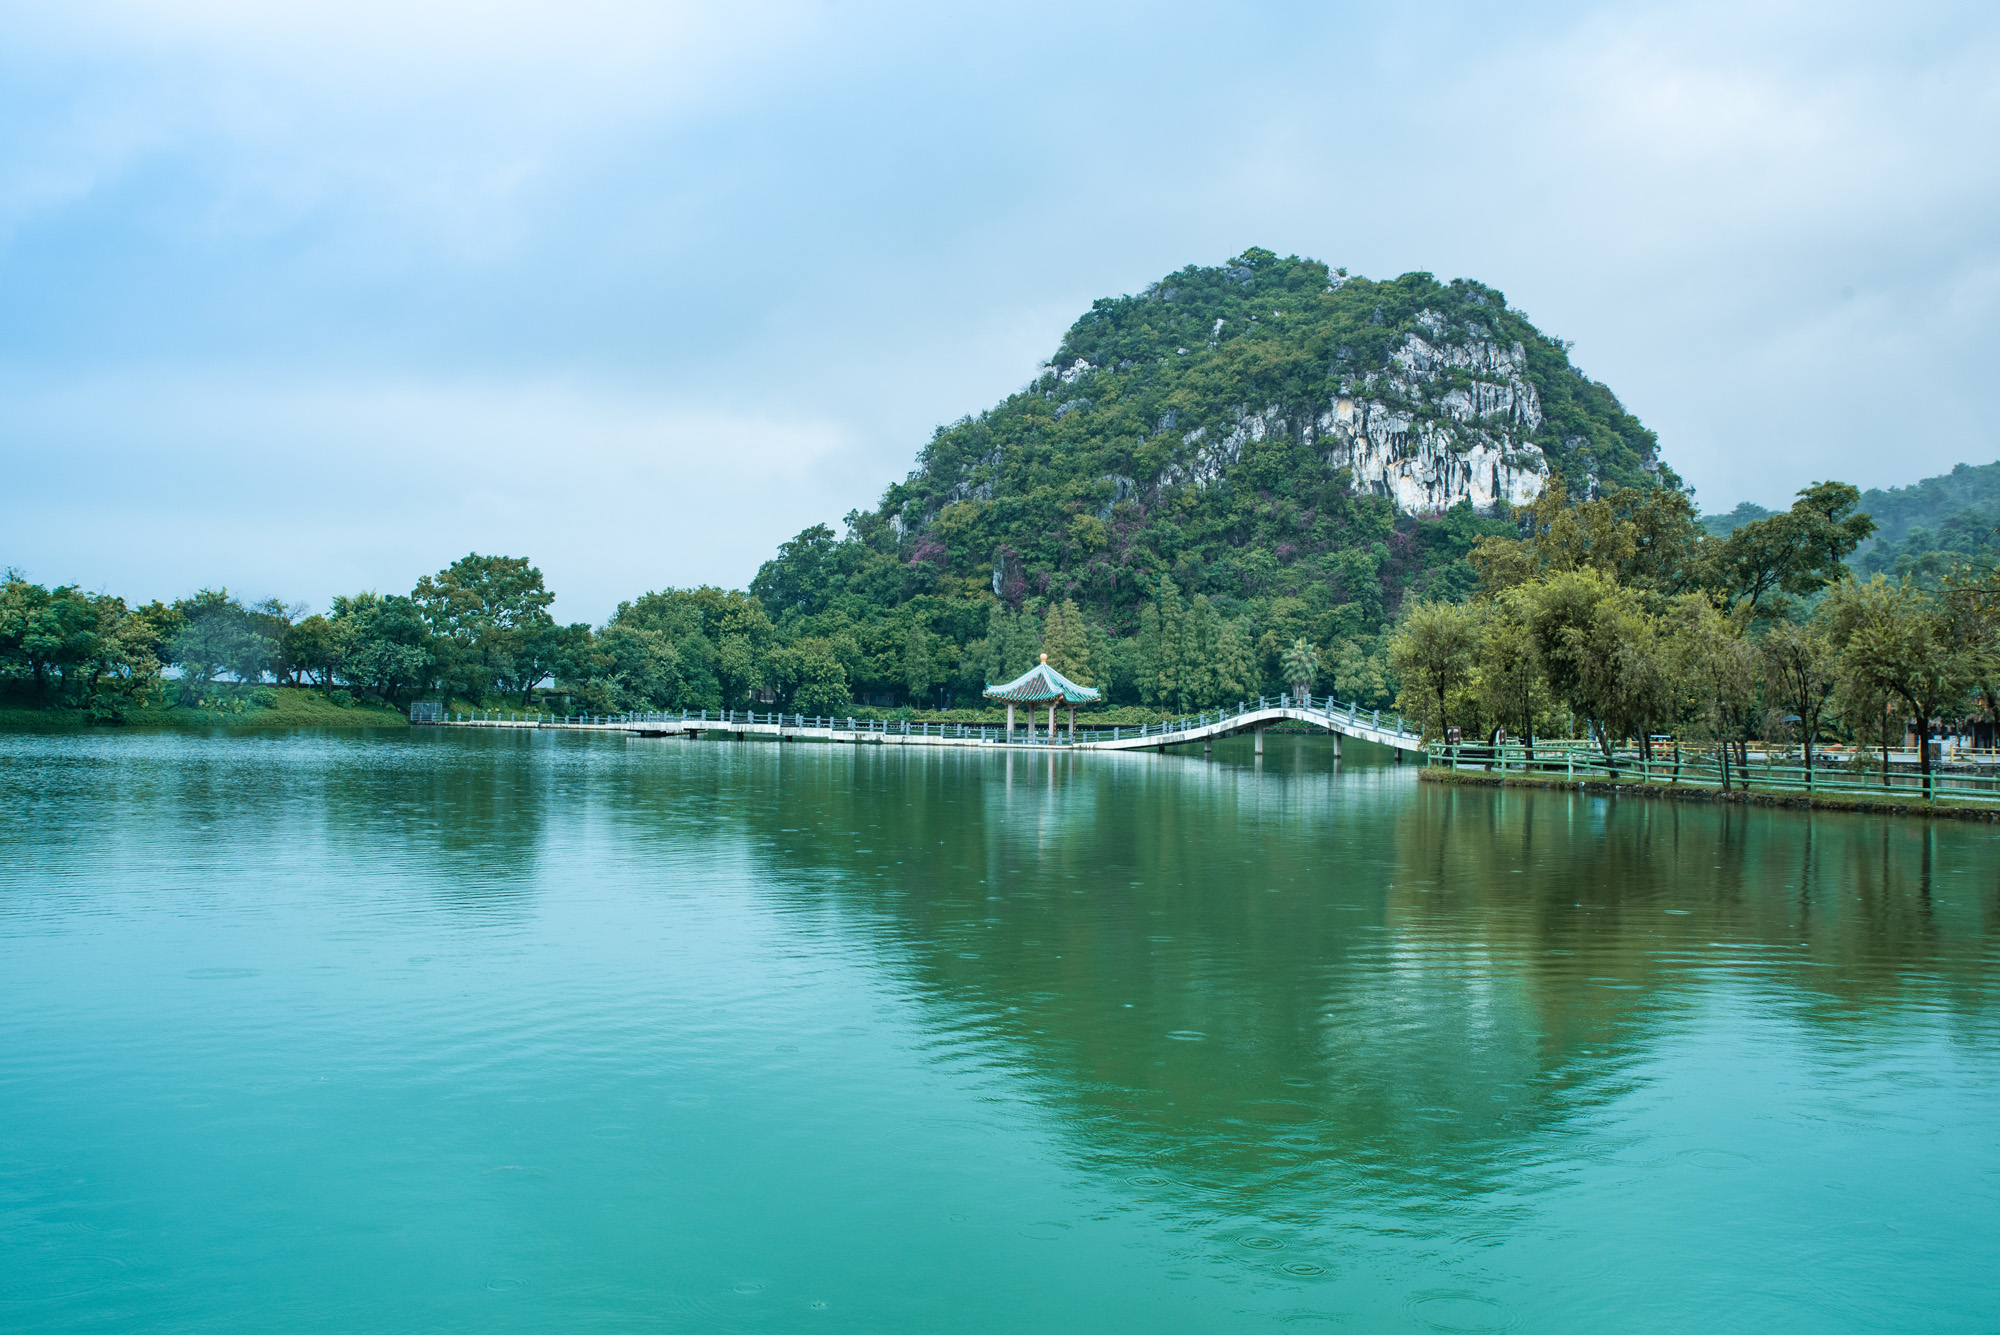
1 728 1996 1332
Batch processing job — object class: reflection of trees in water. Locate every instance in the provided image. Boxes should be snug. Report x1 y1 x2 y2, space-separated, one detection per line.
1397 787 1998 1033
701 743 2000 1226
0 730 563 925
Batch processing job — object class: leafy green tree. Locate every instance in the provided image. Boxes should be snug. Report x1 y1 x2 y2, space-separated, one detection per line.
1213 617 1256 702
902 623 935 706
169 590 272 703
1519 569 1672 756
413 554 556 700
1663 595 1758 768
1472 589 1545 749
289 614 346 691
1327 637 1389 708
980 602 1041 688
1042 599 1093 685
793 639 852 716
751 524 843 616
1823 576 1974 788
592 623 680 709
1703 481 1876 614
1759 619 1839 769
0 576 58 701
1388 602 1480 739
1147 576 1189 706
65 593 160 717
331 592 434 706
249 599 308 685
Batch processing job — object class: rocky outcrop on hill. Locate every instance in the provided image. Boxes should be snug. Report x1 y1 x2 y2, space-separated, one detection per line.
845 249 1671 620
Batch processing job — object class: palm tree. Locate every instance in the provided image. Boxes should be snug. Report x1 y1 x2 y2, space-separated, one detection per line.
1280 637 1319 702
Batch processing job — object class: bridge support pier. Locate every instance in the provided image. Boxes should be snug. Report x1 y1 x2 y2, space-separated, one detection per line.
1332 732 1341 760
1254 724 1266 756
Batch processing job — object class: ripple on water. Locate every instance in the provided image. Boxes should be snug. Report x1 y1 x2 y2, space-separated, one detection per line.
1407 1290 1514 1333
184 967 259 980
0 1254 127 1302
1166 1030 1207 1042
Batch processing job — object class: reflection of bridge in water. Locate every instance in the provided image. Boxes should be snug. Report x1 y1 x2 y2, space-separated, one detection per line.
436 693 1424 755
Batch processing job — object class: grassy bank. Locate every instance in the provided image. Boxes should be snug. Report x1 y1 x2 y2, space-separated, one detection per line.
1420 765 2000 823
0 687 409 731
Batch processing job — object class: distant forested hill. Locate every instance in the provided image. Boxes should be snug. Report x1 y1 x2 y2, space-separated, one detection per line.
1704 461 2000 581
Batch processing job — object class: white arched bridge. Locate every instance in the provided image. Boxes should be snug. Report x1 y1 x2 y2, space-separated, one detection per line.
432 694 1424 755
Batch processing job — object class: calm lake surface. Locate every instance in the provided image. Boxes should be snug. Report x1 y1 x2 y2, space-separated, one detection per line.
2 729 1996 1332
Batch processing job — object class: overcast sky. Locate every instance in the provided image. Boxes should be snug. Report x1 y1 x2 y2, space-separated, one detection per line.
2 0 1995 622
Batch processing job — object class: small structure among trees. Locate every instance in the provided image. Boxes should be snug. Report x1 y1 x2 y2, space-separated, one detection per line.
984 653 1101 743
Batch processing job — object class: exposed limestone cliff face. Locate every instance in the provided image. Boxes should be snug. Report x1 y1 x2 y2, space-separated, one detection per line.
1156 314 1551 516
864 252 1672 612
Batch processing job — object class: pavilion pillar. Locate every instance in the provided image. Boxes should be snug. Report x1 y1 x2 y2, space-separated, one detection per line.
1048 702 1056 743
1007 702 1015 740
1068 705 1075 743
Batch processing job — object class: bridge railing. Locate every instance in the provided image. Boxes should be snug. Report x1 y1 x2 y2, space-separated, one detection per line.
444 695 1418 745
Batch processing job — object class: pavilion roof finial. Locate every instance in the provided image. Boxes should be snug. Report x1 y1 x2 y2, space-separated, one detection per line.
1040 652 1048 664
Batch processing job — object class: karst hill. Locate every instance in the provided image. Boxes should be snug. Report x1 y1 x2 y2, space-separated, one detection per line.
757 248 1672 638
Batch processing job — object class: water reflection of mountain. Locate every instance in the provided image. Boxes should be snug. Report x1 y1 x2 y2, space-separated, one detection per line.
668 737 2000 1224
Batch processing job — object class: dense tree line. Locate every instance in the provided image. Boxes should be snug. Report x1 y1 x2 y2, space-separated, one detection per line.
8 473 1995 750
1386 478 1999 786
0 555 575 720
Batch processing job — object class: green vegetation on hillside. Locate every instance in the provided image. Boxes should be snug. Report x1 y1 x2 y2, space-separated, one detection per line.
1706 461 2000 583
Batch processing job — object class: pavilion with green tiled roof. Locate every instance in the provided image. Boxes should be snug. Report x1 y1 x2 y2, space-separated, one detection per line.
984 653 1100 743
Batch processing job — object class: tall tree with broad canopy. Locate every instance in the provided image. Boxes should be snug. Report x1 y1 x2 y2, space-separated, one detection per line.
414 554 556 699
1823 576 1975 789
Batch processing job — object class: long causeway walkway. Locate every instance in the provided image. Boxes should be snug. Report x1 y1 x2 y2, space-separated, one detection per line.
436 694 1425 754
